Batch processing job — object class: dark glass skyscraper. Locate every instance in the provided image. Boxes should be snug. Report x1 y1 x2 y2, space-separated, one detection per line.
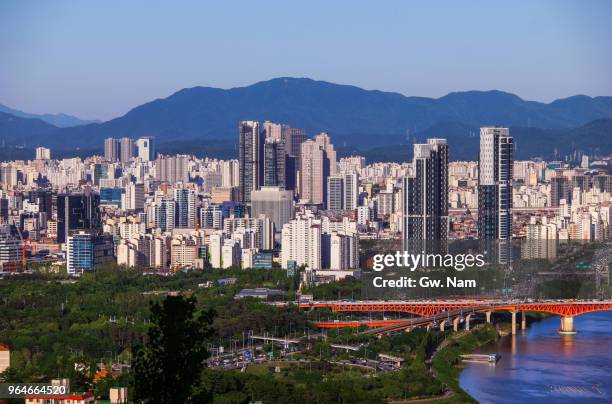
263 139 286 188
285 127 307 165
403 139 449 252
550 170 570 207
239 121 265 203
28 190 53 217
56 191 101 243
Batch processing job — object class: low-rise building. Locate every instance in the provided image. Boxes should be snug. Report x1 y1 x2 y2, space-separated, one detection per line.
0 342 10 373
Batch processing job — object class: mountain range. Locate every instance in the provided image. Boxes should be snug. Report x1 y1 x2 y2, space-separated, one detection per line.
0 77 611 161
0 103 99 128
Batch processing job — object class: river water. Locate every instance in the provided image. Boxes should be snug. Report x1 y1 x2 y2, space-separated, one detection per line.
459 311 612 403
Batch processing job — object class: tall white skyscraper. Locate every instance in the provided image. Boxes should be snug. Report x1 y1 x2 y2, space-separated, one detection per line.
221 160 240 187
36 147 51 160
281 212 322 270
208 233 223 268
136 137 156 161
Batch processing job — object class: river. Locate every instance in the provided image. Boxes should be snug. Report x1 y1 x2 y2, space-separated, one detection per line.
459 311 612 403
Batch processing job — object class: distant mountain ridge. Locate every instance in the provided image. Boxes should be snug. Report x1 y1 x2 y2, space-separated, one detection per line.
0 103 100 128
0 78 610 159
0 111 57 145
344 119 612 162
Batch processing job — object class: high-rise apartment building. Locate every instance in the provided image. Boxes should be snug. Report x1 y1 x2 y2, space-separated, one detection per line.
238 121 264 203
104 138 120 162
220 160 240 187
156 198 175 232
343 172 358 210
119 137 135 163
263 121 283 142
124 183 144 211
523 218 557 261
36 147 51 160
314 132 337 175
478 127 513 240
224 215 274 250
325 232 359 270
208 233 223 268
478 127 513 264
156 155 189 183
403 139 449 252
281 212 322 270
0 165 18 188
174 188 196 228
201 203 223 229
300 135 336 207
327 175 344 210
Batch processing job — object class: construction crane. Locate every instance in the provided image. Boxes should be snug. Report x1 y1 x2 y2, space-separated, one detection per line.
14 225 27 271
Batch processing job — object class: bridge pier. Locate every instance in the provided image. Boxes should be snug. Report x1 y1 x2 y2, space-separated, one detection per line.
558 316 576 334
521 311 526 330
440 319 448 332
465 314 471 331
511 311 517 335
453 317 460 332
486 311 492 323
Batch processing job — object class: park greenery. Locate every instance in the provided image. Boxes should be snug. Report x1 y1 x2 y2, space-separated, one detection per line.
0 265 308 396
0 254 578 403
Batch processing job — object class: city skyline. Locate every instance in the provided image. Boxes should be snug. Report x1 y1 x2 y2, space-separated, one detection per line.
1 3 611 402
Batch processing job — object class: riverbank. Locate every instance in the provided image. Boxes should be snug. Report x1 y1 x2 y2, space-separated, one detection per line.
430 324 499 403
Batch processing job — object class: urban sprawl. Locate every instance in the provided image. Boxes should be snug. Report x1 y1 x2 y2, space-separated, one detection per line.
0 122 610 282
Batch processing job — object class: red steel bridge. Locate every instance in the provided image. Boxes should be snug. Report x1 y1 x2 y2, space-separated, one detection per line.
299 300 612 334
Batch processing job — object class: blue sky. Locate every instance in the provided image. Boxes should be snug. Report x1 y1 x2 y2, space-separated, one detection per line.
0 1 610 121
